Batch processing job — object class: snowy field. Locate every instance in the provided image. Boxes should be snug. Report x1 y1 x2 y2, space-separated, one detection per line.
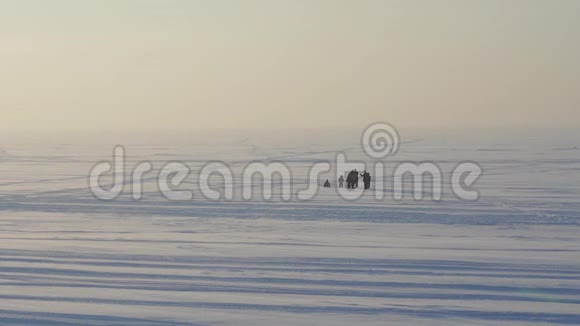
1 129 579 325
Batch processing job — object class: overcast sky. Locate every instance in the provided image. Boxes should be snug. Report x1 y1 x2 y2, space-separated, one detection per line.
1 0 579 131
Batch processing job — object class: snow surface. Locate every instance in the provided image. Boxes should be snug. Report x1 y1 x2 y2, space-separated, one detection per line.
1 129 579 325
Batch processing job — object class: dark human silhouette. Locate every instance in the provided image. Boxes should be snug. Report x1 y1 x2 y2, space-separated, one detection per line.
361 171 371 190
346 170 354 188
346 171 351 188
338 175 344 188
323 179 331 188
346 169 359 189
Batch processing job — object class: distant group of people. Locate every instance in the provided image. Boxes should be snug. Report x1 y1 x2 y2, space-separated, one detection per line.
324 169 372 190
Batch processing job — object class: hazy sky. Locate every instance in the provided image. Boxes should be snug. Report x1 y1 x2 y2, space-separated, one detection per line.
1 0 579 131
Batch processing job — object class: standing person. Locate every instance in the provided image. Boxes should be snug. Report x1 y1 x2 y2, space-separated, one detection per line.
361 171 371 190
338 175 345 188
346 170 352 188
347 170 356 188
353 169 359 188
